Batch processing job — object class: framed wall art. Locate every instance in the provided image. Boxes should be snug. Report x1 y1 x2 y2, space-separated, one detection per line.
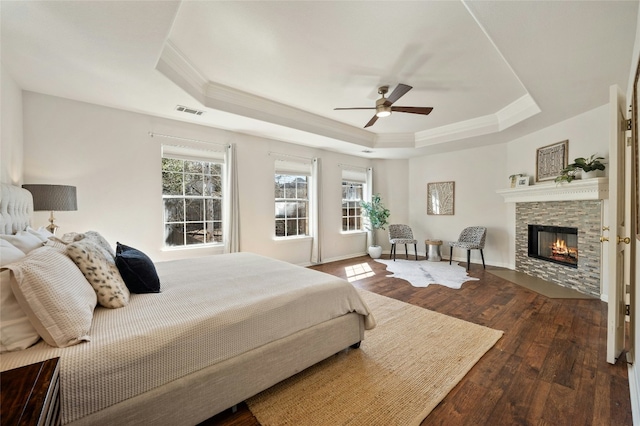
427 181 454 215
536 140 568 182
516 175 530 187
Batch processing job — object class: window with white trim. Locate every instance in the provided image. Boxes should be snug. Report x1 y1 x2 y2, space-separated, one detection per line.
342 181 363 231
274 159 310 238
162 146 224 247
341 168 367 232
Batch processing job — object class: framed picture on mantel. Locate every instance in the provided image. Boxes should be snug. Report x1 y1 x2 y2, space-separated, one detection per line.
536 140 568 182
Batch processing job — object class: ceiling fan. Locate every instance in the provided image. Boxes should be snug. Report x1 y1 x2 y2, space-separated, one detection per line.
334 83 433 128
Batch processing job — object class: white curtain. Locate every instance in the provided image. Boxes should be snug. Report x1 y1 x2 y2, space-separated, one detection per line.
223 143 240 253
311 157 322 263
365 167 373 248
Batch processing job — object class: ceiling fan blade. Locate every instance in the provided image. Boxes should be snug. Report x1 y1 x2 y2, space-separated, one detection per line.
364 115 378 128
384 83 412 106
391 106 433 115
334 107 375 110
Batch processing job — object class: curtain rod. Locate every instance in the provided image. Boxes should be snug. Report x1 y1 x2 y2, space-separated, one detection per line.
148 132 228 148
268 151 313 162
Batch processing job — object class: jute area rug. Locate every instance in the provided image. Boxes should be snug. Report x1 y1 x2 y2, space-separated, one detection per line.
246 289 503 426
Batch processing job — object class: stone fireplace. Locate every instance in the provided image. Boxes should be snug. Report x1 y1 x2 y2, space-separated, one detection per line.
497 178 608 298
516 200 602 296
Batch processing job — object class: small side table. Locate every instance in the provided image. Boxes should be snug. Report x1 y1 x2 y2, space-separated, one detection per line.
425 239 443 262
1 358 61 426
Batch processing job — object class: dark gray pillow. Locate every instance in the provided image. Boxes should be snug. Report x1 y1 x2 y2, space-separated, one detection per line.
115 243 160 294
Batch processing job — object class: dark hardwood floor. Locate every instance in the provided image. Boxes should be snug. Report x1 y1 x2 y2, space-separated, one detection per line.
201 255 632 426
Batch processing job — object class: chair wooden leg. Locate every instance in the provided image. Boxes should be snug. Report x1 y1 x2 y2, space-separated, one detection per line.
392 243 396 261
466 250 471 271
405 244 409 259
414 243 418 260
480 249 485 269
449 246 453 265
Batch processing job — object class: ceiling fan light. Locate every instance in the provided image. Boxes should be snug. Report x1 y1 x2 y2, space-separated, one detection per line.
376 105 391 118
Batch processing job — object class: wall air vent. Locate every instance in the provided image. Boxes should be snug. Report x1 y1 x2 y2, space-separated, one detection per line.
175 105 205 116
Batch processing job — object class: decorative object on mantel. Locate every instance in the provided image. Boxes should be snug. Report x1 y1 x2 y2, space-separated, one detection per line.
360 193 390 259
427 181 455 215
554 154 606 183
536 140 568 182
515 175 530 187
509 174 525 188
22 184 77 234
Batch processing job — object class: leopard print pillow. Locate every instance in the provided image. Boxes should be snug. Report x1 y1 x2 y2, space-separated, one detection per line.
66 240 130 309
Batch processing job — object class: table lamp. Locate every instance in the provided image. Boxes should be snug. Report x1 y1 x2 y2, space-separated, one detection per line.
22 184 77 234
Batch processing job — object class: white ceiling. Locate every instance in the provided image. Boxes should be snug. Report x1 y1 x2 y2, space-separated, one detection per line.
1 1 638 159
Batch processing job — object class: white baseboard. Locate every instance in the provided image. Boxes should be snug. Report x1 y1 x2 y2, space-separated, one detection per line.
628 362 640 425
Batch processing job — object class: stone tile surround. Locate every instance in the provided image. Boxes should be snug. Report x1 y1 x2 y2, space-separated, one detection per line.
515 200 602 297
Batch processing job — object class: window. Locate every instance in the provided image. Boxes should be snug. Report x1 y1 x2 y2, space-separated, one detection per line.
341 167 368 232
162 156 223 247
275 174 308 237
342 181 363 231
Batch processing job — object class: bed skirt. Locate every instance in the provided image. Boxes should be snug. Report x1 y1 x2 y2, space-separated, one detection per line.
68 312 364 425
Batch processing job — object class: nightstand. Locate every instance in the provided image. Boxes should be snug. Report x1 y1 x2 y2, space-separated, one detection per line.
1 358 61 426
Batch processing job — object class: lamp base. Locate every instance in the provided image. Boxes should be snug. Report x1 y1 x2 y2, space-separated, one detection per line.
46 211 59 235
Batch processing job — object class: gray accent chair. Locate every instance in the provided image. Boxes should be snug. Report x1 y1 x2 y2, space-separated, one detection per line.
388 224 418 261
449 226 487 271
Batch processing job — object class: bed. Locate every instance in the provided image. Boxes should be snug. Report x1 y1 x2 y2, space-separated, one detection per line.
0 183 375 425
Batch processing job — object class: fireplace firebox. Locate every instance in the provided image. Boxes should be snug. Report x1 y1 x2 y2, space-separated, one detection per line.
527 224 578 268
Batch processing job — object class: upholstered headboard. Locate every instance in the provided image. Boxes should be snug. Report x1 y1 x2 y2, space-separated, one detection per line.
0 184 33 235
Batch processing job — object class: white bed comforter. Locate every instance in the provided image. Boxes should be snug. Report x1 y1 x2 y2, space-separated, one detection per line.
0 252 375 424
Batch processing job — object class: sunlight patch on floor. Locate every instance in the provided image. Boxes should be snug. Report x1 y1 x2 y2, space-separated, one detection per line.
345 263 375 282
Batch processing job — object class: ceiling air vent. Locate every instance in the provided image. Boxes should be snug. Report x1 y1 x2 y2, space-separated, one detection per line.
175 105 205 116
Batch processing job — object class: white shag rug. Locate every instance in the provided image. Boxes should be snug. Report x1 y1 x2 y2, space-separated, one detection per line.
374 259 479 289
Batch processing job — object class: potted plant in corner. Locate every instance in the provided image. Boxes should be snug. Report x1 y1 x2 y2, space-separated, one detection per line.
360 193 390 259
555 154 606 183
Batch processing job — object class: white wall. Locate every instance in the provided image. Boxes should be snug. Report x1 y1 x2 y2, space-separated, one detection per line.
409 143 510 267
1 64 23 185
21 92 410 265
506 104 610 179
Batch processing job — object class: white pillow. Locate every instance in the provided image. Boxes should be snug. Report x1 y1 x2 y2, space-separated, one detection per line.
0 231 44 254
26 226 55 243
0 239 25 265
0 240 39 352
67 240 130 309
7 246 97 348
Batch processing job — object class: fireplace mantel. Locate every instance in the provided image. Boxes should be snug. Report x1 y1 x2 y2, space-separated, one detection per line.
496 177 609 203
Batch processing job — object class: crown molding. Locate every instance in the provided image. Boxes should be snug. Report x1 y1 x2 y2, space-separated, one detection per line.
415 93 540 148
157 41 539 152
496 93 541 130
374 133 416 148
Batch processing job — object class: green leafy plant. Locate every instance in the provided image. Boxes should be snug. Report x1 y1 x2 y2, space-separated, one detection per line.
555 155 606 183
360 193 390 246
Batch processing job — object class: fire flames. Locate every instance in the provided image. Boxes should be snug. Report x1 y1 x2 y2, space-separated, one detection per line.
552 239 577 259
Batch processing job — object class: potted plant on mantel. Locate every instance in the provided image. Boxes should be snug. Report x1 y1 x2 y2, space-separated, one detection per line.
360 193 390 259
555 154 606 183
